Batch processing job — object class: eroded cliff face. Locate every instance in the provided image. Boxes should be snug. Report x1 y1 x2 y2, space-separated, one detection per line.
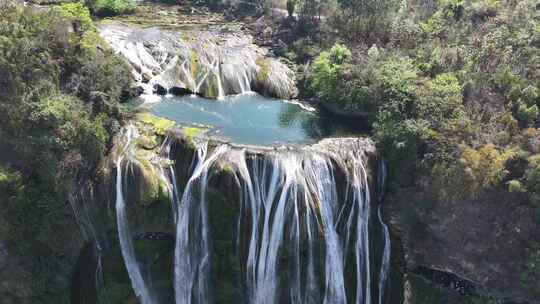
0 204 83 304
387 185 540 303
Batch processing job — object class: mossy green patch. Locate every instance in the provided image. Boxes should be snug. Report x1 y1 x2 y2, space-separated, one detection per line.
190 51 200 79
256 57 271 82
183 126 205 139
180 31 191 43
136 112 176 135
205 75 219 98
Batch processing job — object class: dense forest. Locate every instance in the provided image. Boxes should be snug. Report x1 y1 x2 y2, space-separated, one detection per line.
0 0 538 303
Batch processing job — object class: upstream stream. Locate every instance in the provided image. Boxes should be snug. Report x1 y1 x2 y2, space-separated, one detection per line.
89 15 392 304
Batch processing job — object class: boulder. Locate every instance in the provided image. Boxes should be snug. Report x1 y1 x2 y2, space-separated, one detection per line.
153 84 167 95
141 72 152 83
0 242 7 272
169 86 193 96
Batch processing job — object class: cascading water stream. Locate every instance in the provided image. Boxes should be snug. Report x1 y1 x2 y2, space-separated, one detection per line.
99 23 297 99
305 155 347 303
181 59 197 92
174 142 230 304
242 69 252 93
114 125 389 304
194 59 214 95
377 161 391 304
230 145 376 304
350 151 372 304
115 125 156 304
211 59 225 100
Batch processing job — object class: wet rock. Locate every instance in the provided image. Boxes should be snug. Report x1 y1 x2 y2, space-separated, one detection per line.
0 242 7 271
262 26 273 39
169 86 193 96
106 119 121 135
413 266 478 296
153 84 167 95
138 133 159 150
141 72 152 83
134 232 174 241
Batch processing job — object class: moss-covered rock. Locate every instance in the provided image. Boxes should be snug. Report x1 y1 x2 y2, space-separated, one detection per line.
135 112 176 136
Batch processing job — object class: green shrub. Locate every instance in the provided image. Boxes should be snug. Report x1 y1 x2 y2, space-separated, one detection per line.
57 2 95 32
507 179 525 193
86 0 134 16
521 242 540 297
468 0 501 21
287 37 321 62
433 144 514 200
460 144 512 189
30 94 109 175
417 73 463 123
286 0 299 17
439 0 464 19
375 56 418 104
309 43 352 101
0 166 21 190
526 155 540 207
516 102 539 126
420 11 445 37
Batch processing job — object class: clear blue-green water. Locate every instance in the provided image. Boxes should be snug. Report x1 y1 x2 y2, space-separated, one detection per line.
148 93 361 146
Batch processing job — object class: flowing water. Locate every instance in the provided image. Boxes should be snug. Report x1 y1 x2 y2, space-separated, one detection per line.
112 123 390 303
377 161 391 304
104 15 390 303
174 143 231 304
98 23 297 99
115 125 156 304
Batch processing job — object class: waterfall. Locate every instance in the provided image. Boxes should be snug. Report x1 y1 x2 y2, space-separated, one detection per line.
237 70 247 94
377 161 391 304
181 59 197 93
174 142 230 304
211 59 225 100
305 154 347 303
158 136 180 224
194 58 214 95
115 125 156 304
242 69 251 93
233 65 251 94
231 145 374 304
98 23 297 99
349 149 372 304
113 127 388 304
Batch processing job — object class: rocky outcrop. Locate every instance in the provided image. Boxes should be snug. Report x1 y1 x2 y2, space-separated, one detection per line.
152 84 167 96
168 86 193 96
387 186 540 303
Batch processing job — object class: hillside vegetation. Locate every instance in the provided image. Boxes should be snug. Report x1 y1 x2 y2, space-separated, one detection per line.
0 0 538 302
0 2 132 301
287 0 540 299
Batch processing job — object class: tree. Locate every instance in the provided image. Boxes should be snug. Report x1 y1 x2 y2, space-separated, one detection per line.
336 0 397 40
